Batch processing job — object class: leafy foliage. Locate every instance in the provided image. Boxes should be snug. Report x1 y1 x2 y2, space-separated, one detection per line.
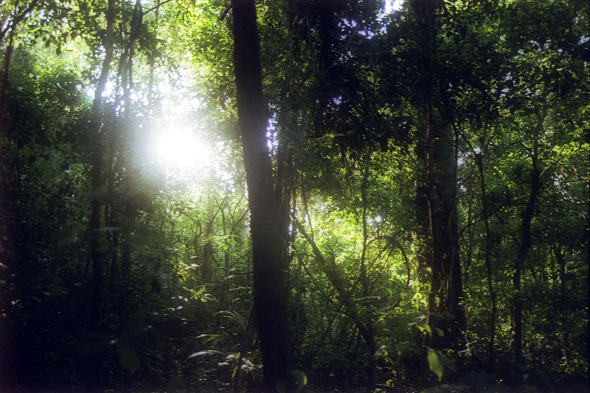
0 0 587 391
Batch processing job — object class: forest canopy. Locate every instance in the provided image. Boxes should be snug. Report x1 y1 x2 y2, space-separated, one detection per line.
0 0 588 392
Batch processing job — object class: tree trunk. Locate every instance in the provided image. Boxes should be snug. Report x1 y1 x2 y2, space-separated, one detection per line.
293 217 378 388
0 26 19 390
0 5 39 385
411 0 466 350
231 0 293 390
553 245 570 366
429 121 466 348
477 152 497 368
513 153 540 364
89 0 117 328
202 212 214 282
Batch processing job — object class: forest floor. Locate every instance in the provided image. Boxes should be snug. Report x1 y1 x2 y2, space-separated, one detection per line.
4 383 590 393
304 382 589 393
4 373 589 393
423 376 589 392
420 383 590 393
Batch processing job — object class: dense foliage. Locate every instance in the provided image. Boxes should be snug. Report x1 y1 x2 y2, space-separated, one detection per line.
0 0 588 392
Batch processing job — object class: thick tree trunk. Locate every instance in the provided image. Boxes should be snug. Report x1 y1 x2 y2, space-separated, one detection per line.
425 120 466 348
411 0 465 351
231 0 293 390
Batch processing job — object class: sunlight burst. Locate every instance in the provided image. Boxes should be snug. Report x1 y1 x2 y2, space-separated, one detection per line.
155 126 210 169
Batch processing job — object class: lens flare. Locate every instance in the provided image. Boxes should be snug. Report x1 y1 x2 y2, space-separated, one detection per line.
155 126 209 169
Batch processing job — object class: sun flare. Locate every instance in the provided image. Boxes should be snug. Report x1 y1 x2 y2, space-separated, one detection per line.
154 126 210 169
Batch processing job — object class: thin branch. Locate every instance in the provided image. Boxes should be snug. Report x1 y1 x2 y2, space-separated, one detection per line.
143 0 174 16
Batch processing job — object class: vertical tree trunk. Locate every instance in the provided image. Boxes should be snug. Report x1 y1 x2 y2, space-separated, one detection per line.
359 149 376 390
553 245 570 366
0 5 38 382
117 0 144 327
411 0 466 351
89 0 117 328
231 0 293 390
0 25 19 390
477 151 497 368
464 180 474 288
513 140 541 364
202 215 214 282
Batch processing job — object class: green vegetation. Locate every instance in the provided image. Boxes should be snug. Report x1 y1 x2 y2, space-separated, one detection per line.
0 0 588 392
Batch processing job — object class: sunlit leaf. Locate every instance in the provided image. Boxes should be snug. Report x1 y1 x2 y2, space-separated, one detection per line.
188 350 222 358
289 369 308 390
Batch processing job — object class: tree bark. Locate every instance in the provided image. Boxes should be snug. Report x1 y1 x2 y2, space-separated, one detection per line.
202 216 214 282
477 150 497 368
553 245 570 366
462 128 497 368
513 148 540 364
231 0 293 390
89 0 117 328
0 8 37 383
0 24 19 390
411 0 466 350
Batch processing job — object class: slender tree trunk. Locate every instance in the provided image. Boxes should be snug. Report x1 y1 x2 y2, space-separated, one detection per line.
477 152 497 368
231 0 293 389
146 0 160 117
107 152 119 284
0 6 39 384
89 0 117 328
0 26 19 390
513 152 540 364
117 0 144 328
553 245 570 366
464 180 474 288
202 209 214 282
293 217 378 384
359 149 376 390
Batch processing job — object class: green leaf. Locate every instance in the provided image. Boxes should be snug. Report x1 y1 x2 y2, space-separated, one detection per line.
289 369 308 391
426 347 456 381
427 347 444 381
187 350 222 358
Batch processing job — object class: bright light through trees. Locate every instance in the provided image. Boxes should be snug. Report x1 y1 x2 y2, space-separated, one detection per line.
154 126 210 169
385 0 404 13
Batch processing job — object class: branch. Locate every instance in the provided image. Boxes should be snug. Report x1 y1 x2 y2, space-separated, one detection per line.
0 0 40 45
143 0 174 16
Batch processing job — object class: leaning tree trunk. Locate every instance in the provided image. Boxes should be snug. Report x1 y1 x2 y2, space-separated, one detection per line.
231 0 293 390
292 217 378 389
